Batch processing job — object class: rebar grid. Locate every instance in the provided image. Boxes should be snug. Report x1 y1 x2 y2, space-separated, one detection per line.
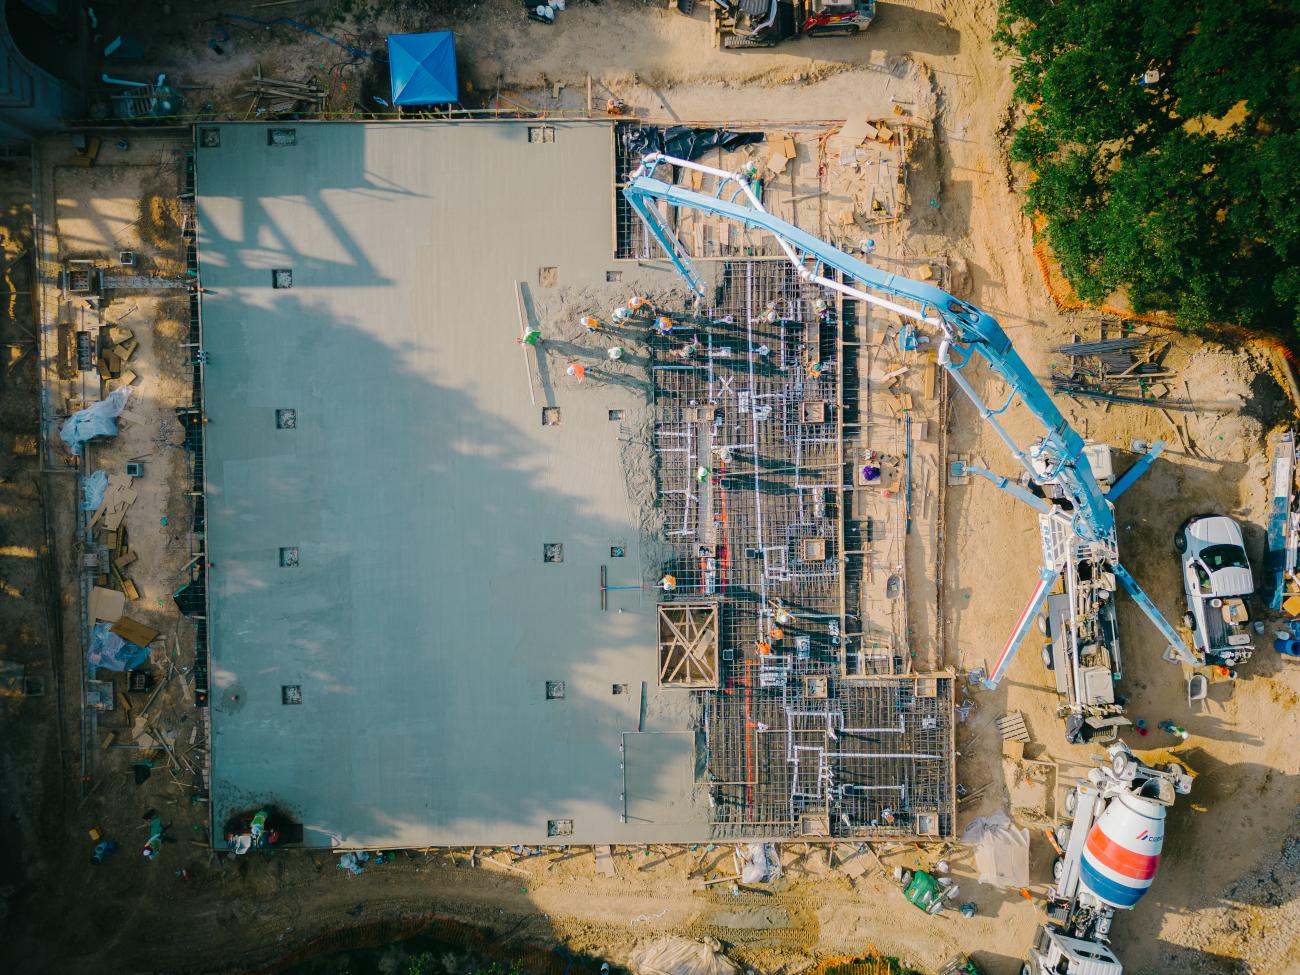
646 260 953 839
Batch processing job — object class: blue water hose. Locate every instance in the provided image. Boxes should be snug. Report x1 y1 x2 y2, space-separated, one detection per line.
218 13 383 62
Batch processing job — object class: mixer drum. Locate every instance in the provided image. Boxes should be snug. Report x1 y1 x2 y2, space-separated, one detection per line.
1078 791 1165 908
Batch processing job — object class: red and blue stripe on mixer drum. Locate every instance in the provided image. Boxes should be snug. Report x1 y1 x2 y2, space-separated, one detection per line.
1079 820 1163 908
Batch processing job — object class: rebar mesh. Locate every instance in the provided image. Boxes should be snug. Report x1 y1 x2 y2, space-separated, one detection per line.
646 260 954 840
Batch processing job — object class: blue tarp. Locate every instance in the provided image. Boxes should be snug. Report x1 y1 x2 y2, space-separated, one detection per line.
88 621 150 673
387 32 458 106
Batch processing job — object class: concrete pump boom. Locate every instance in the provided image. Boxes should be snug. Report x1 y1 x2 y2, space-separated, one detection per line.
623 152 1199 685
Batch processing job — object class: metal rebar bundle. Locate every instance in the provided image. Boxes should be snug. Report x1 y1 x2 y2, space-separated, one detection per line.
1051 337 1152 357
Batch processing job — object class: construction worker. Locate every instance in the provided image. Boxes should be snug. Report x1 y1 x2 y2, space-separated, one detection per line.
755 640 772 655
696 465 711 483
673 334 702 360
566 362 587 383
769 625 785 642
141 817 166 860
516 327 542 347
611 305 631 322
660 573 677 592
770 599 796 627
807 358 827 380
580 315 601 333
607 346 625 361
654 315 674 337
249 808 269 846
628 295 651 313
1159 720 1190 741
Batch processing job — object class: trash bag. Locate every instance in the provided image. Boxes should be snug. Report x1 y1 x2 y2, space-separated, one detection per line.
82 470 109 511
337 850 370 875
630 938 739 975
738 841 780 883
60 388 132 454
87 620 150 672
1064 712 1085 744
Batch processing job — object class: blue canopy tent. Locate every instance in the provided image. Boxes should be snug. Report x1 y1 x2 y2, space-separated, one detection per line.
387 31 459 106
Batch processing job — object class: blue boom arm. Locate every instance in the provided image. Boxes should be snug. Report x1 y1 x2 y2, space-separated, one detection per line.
623 153 1197 675
626 157 1112 541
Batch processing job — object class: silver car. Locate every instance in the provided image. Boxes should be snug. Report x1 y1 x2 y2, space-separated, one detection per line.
1175 514 1254 665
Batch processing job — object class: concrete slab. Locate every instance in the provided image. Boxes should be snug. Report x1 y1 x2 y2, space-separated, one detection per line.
622 731 699 826
196 121 706 847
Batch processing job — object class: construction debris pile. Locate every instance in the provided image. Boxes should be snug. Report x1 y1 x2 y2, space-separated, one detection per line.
614 119 910 263
1049 326 1195 411
242 69 328 117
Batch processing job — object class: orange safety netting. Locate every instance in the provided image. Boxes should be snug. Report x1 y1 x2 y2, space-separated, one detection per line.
811 953 904 975
1030 216 1299 367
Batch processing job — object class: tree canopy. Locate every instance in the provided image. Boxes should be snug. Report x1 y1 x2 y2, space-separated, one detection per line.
995 0 1300 338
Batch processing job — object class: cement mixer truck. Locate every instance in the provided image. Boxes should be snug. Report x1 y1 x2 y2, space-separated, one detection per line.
1023 741 1193 975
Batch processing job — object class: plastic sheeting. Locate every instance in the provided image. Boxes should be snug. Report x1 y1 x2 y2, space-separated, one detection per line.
630 938 739 975
338 851 370 875
963 813 1030 889
82 470 109 511
620 125 765 172
738 841 781 883
87 620 150 672
60 388 132 454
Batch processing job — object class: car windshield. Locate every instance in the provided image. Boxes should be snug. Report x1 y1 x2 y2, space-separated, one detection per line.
1201 544 1248 570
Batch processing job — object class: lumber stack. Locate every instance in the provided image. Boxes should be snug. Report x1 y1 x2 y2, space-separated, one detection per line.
243 69 327 115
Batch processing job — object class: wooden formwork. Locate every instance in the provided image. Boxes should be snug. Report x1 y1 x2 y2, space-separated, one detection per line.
657 603 719 688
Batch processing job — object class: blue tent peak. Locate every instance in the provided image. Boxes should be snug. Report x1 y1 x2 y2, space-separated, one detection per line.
387 32 458 106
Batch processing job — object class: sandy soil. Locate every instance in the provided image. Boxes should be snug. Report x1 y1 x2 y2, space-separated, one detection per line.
3 2 1297 974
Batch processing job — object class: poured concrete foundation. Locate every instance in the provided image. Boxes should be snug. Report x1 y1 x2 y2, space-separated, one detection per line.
197 121 706 847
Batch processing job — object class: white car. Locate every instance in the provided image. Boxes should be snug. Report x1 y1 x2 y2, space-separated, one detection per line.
1175 514 1255 665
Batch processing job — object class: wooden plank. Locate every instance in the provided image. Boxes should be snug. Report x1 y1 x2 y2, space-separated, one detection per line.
111 616 159 646
996 711 1031 742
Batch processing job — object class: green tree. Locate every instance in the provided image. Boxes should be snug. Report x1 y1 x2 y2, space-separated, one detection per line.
996 0 1300 338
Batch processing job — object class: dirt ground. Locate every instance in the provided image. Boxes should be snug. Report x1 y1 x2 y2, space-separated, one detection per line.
2 2 1297 974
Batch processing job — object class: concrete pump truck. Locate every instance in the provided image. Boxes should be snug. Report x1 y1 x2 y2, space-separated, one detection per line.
622 151 1200 739
622 150 1198 974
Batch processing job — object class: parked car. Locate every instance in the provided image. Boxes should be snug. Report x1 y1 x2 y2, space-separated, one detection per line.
1176 514 1255 666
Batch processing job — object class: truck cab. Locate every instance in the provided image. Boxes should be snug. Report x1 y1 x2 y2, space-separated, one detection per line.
1023 927 1123 975
802 0 875 36
1176 515 1254 665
